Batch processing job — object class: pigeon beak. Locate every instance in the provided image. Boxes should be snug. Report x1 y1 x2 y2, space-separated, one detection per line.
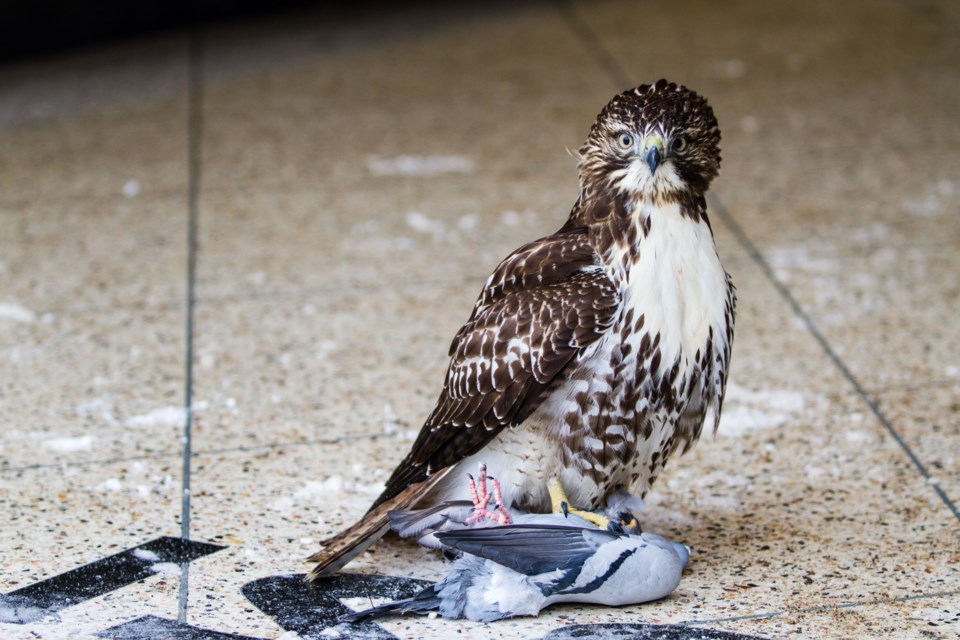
644 136 665 175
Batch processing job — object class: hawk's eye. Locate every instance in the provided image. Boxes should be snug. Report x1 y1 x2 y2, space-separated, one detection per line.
672 137 688 153
616 133 634 149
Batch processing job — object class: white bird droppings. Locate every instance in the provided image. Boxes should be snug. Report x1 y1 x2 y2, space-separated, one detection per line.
122 179 141 198
367 155 474 176
43 435 95 452
125 407 187 428
132 549 161 562
0 302 36 323
718 384 809 436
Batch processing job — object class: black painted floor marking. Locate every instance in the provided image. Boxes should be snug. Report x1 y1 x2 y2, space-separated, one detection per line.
96 615 260 640
543 623 769 640
241 573 771 640
0 537 224 624
242 574 432 640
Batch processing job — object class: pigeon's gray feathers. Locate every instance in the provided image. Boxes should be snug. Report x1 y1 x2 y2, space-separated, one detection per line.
435 524 620 576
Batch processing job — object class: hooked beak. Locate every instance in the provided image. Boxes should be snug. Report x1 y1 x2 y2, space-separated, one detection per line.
643 136 665 175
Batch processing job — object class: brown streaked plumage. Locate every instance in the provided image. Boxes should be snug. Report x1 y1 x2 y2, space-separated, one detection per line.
309 80 735 579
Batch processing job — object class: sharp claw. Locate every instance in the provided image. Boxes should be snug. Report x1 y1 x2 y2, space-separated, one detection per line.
489 476 513 524
467 474 481 509
561 502 569 518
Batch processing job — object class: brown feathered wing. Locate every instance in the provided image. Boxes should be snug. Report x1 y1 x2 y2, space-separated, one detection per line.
308 227 619 579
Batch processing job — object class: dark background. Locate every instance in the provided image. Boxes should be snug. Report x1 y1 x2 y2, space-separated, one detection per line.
0 1 299 59
0 0 476 60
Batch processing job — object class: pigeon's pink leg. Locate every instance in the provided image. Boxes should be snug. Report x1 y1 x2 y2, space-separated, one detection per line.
464 469 490 525
464 463 512 526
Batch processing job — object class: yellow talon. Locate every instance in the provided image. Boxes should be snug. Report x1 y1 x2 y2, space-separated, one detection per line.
547 477 568 514
547 477 617 530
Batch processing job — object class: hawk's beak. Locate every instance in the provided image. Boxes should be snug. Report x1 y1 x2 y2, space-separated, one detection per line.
643 136 665 175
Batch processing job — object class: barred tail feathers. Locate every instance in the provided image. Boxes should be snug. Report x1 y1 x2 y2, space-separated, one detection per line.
306 469 450 580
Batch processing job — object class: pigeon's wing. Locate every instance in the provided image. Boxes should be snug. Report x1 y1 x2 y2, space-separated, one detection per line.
387 500 475 538
435 524 621 576
369 228 619 510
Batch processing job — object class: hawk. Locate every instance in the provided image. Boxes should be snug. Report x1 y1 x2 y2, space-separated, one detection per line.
309 79 735 578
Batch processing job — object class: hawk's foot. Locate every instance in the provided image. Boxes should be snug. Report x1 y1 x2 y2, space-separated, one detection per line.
547 477 623 533
464 463 512 526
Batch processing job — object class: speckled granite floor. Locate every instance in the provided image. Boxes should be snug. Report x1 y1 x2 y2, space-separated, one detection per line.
2 1 958 639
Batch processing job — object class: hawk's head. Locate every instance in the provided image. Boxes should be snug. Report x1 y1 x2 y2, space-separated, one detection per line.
578 80 721 202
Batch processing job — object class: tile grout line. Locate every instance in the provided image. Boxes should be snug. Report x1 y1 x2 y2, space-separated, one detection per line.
710 195 960 523
552 0 632 89
178 30 204 625
0 431 403 475
24 274 485 318
28 274 476 316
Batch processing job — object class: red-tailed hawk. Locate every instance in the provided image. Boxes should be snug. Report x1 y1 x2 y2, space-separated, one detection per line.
309 80 735 578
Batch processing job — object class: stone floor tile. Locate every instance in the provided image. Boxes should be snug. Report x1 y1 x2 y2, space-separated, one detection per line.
194 180 565 301
3 1 959 639
694 592 960 639
0 195 187 312
874 383 960 514
0 35 189 206
767 244 959 390
0 459 183 589
0 307 184 470
199 4 614 193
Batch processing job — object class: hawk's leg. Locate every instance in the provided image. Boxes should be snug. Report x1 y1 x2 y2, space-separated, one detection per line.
464 463 512 526
547 478 623 533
